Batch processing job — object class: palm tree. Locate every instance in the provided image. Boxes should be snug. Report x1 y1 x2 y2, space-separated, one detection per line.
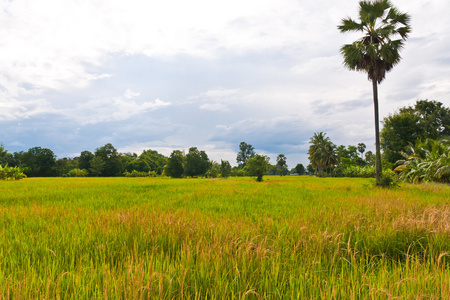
308 132 337 177
338 0 411 183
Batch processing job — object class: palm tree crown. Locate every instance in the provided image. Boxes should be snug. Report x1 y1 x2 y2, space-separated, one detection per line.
338 0 411 83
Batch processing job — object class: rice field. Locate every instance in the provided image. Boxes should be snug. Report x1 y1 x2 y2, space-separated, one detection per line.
0 176 449 299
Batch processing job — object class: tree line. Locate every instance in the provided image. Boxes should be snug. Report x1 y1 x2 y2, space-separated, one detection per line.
0 140 306 181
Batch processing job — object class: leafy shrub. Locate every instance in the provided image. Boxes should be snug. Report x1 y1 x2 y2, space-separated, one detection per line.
375 170 399 188
123 170 157 177
335 165 376 178
395 139 449 183
0 164 27 180
67 168 88 177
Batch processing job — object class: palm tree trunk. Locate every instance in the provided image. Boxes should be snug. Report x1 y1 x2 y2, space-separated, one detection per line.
372 79 382 182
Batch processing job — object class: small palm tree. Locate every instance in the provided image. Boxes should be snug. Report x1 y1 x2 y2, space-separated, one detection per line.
338 0 411 183
308 132 337 177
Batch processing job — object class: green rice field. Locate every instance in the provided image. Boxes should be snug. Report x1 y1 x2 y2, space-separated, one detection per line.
0 176 449 299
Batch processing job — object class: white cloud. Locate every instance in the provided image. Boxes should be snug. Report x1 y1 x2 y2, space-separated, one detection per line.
70 90 171 125
0 97 57 121
199 103 229 112
124 89 140 99
191 87 240 111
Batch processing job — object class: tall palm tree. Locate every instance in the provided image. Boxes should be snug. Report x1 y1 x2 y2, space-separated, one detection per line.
338 0 411 183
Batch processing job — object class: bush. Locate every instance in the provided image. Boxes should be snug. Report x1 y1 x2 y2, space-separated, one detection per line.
67 168 89 177
123 170 157 177
375 170 399 188
335 165 376 178
0 164 27 180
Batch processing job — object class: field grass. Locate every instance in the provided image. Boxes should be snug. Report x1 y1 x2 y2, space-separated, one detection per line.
0 176 449 299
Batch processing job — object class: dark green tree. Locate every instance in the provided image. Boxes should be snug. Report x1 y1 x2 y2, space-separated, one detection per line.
139 149 168 175
306 164 315 175
0 143 15 167
245 154 270 182
294 163 306 175
0 143 7 166
220 160 232 178
56 157 78 176
165 150 184 178
276 154 288 176
21 147 57 177
381 100 450 164
365 150 375 166
89 156 105 177
79 150 94 171
184 147 209 177
236 142 255 168
414 100 450 139
338 0 411 182
124 152 148 173
94 143 123 177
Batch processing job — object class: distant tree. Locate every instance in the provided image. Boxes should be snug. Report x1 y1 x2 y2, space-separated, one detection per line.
165 150 184 178
0 143 15 167
339 0 411 182
306 164 315 175
294 163 306 175
276 154 288 176
139 149 168 175
245 154 270 182
184 147 209 177
308 132 337 177
56 157 78 176
21 147 57 177
0 143 7 166
220 160 232 178
346 145 359 161
206 161 221 178
357 143 366 159
89 156 105 177
236 142 255 168
121 152 138 172
79 150 94 171
365 150 375 166
125 157 149 173
94 143 123 176
337 144 366 168
381 100 450 164
414 100 450 139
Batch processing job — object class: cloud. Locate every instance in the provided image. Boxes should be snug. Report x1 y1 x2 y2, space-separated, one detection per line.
0 97 57 121
199 103 229 112
190 87 239 111
69 90 171 125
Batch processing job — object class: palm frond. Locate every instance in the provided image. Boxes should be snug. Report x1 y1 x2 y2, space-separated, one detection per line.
338 18 364 32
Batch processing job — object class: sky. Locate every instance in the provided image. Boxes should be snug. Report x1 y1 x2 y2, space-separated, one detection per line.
1 0 449 168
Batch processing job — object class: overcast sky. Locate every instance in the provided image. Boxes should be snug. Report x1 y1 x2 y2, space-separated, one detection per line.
1 0 449 167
